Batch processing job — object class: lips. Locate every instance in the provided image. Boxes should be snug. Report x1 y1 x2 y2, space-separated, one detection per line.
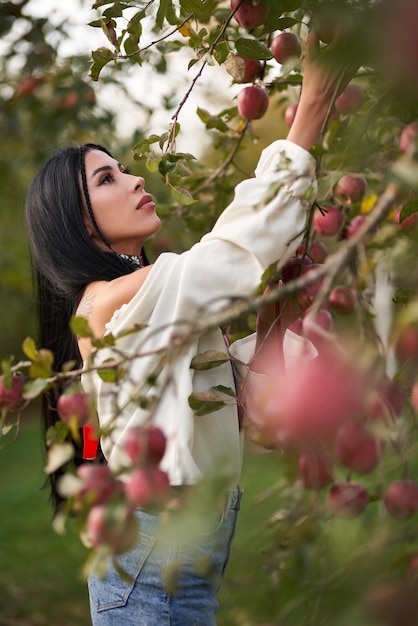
136 193 155 210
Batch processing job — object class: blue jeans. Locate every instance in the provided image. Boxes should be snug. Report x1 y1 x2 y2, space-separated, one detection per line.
88 487 242 625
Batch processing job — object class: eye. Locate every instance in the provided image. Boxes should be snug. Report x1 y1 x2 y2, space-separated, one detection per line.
121 166 131 175
99 172 113 185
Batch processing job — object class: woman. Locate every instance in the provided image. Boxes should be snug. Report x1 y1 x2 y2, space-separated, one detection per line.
25 32 354 626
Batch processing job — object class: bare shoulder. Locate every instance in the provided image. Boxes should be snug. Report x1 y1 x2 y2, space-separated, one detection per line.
76 265 153 341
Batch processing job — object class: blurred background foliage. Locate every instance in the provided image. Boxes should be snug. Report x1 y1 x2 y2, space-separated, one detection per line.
0 0 287 359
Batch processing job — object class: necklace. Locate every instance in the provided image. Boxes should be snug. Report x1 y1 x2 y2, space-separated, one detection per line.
117 253 144 269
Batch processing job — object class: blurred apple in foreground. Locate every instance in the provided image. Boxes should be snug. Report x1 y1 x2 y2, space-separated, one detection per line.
327 481 369 518
0 372 29 412
335 82 365 115
333 420 384 474
86 503 139 553
247 345 372 449
377 0 418 92
384 480 418 520
298 449 334 489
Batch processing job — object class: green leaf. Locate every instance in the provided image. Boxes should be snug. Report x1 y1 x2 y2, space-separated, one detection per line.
46 422 69 446
180 0 218 22
126 10 145 40
124 37 141 61
22 336 38 360
92 334 116 349
400 201 418 222
212 41 229 65
1 359 12 388
169 185 197 206
70 316 94 338
29 349 54 379
156 0 175 29
190 350 230 370
212 384 236 398
188 391 226 416
235 38 273 61
90 47 115 81
392 288 415 305
23 378 50 400
103 2 123 18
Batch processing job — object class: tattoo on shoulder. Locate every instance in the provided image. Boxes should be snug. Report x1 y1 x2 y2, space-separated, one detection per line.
78 293 95 319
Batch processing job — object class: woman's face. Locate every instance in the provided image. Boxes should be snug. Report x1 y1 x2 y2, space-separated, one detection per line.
83 149 161 255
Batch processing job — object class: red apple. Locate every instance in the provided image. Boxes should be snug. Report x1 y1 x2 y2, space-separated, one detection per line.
302 306 333 344
77 464 122 505
124 425 145 465
313 205 345 237
312 12 338 44
336 174 367 203
346 214 378 243
395 326 418 364
377 0 418 91
226 54 262 83
284 103 298 129
399 122 418 154
271 32 302 64
281 254 313 282
300 263 325 298
334 420 384 474
86 503 139 553
57 391 90 427
237 85 269 119
124 468 154 508
335 83 365 115
150 467 170 500
308 240 328 263
407 554 418 582
377 378 406 417
328 285 357 314
384 480 418 520
298 448 334 489
327 481 369 518
124 466 170 508
248 346 371 448
0 372 29 412
147 426 167 465
411 380 418 412
231 0 269 30
393 205 418 230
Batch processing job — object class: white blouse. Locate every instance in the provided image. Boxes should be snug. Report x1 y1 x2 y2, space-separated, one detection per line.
81 140 317 488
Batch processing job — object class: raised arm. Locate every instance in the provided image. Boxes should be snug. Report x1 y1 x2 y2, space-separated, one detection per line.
287 31 356 150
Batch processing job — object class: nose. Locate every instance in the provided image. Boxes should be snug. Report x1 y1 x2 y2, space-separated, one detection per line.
133 176 145 191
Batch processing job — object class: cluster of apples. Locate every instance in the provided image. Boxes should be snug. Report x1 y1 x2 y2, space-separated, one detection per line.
230 0 367 125
56 417 170 554
247 336 418 522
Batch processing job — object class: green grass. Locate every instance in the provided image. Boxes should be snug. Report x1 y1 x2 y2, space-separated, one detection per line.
0 409 90 626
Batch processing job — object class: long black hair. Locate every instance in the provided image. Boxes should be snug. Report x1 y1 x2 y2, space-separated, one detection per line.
25 143 149 511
